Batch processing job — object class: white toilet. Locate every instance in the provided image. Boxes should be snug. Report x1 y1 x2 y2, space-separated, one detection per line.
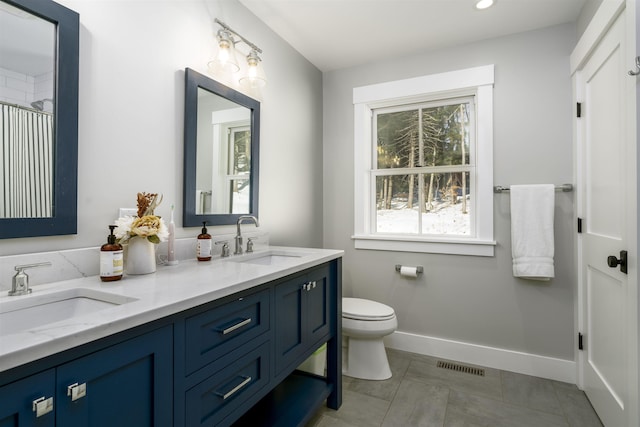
342 297 397 380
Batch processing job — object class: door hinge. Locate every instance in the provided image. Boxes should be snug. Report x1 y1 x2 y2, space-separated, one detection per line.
578 332 584 350
577 217 583 233
577 102 582 118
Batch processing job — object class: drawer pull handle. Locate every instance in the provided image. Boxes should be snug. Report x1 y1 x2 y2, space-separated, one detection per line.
32 396 54 417
67 382 87 401
216 376 252 400
219 318 252 335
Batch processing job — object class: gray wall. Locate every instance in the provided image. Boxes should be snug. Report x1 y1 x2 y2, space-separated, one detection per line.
2 0 323 256
323 24 577 360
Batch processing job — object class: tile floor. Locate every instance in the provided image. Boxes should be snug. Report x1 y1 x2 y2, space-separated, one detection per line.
307 348 603 427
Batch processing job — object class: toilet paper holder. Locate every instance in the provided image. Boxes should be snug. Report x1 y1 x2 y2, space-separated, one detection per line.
395 265 424 275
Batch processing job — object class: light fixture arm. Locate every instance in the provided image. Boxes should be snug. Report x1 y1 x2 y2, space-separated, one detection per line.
214 18 262 54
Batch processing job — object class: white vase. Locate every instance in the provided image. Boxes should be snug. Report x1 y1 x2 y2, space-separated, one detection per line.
126 237 157 275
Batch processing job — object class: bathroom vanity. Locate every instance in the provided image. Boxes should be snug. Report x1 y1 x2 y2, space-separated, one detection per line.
0 247 342 427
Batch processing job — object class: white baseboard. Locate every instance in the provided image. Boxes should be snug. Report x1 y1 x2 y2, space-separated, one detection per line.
384 331 576 384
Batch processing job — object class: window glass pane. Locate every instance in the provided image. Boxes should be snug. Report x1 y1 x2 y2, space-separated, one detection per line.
230 178 250 214
421 172 470 235
229 127 251 175
376 110 419 169
375 174 419 233
422 102 470 166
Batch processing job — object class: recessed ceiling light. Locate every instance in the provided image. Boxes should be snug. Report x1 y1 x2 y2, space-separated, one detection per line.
475 0 495 10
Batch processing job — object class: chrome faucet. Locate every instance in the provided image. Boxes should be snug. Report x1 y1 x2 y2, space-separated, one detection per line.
9 262 52 296
235 215 259 255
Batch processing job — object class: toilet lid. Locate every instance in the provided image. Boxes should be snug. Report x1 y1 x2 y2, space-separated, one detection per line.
343 298 395 321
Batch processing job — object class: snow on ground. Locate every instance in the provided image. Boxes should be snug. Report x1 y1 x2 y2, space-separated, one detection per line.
376 199 470 235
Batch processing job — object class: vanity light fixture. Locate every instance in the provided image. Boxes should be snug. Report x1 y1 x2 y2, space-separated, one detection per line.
209 18 267 87
475 0 495 10
208 28 240 73
239 49 267 89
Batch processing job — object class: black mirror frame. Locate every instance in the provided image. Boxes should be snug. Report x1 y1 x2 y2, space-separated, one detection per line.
183 68 260 227
0 0 79 239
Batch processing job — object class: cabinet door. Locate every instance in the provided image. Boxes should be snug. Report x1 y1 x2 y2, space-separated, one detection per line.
274 275 305 374
305 265 330 346
55 326 172 427
274 265 332 375
0 370 55 427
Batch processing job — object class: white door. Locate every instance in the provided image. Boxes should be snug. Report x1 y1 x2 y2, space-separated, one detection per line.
577 7 637 427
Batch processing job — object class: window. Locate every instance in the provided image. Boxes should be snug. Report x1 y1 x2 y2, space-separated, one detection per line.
353 66 495 256
227 125 251 213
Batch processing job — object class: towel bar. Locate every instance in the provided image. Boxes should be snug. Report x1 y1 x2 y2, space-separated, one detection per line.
493 184 573 194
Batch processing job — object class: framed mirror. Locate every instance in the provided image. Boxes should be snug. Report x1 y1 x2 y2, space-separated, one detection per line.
0 0 79 239
183 68 260 227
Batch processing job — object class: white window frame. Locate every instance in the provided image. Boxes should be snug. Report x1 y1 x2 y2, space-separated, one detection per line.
353 65 495 256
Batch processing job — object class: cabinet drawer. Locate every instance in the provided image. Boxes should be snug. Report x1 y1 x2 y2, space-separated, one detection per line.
185 289 269 374
185 341 270 427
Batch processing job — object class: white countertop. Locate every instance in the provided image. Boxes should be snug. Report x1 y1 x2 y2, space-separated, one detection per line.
0 247 343 373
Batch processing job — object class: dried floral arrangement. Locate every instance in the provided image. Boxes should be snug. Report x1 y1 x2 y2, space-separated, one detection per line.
114 192 168 244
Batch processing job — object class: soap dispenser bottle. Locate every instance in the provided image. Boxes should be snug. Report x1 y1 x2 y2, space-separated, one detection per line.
100 225 123 282
196 221 212 261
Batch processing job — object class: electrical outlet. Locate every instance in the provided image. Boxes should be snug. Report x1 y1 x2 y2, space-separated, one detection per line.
119 208 137 218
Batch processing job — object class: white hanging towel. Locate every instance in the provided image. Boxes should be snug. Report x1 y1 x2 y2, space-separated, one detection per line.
510 184 555 281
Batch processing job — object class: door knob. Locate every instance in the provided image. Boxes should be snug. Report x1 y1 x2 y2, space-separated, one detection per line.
607 250 627 274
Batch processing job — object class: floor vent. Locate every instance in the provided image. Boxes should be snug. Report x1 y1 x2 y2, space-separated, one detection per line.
437 361 485 376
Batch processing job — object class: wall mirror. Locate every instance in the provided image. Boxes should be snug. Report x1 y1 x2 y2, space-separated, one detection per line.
183 68 260 226
0 0 79 239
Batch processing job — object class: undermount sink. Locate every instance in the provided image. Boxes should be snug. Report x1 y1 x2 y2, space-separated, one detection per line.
227 249 305 266
0 288 137 337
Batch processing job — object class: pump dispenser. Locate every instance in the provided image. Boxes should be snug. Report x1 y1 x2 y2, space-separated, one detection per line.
197 221 212 261
100 225 123 281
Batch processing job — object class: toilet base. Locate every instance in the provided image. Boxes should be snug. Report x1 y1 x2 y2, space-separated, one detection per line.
343 336 392 380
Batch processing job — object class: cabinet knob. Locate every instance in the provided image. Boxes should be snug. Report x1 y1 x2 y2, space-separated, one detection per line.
67 382 87 401
32 396 54 417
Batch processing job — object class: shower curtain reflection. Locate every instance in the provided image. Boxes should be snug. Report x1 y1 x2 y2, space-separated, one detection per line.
0 103 53 218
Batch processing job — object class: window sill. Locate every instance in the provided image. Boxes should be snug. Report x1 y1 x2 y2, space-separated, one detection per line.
352 235 496 257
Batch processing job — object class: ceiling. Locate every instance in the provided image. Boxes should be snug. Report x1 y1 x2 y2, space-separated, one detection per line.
239 0 589 72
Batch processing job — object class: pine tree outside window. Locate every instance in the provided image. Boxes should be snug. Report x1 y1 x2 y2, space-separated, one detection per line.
353 66 495 256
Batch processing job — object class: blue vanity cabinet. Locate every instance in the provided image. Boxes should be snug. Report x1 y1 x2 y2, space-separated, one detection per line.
0 369 55 427
55 325 172 426
0 325 172 427
274 264 331 375
1 256 342 427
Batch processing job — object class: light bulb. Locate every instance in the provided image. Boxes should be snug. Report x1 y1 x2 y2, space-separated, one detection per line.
239 50 267 88
208 30 240 74
475 0 494 10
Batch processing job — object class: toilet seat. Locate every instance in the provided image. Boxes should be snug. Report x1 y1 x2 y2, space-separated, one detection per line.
343 297 395 321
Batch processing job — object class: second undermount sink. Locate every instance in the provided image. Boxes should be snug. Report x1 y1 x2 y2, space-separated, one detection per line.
0 288 137 337
227 249 306 266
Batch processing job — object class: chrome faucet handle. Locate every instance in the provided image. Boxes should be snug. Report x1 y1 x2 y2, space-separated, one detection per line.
9 262 52 296
215 241 230 257
246 237 256 253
